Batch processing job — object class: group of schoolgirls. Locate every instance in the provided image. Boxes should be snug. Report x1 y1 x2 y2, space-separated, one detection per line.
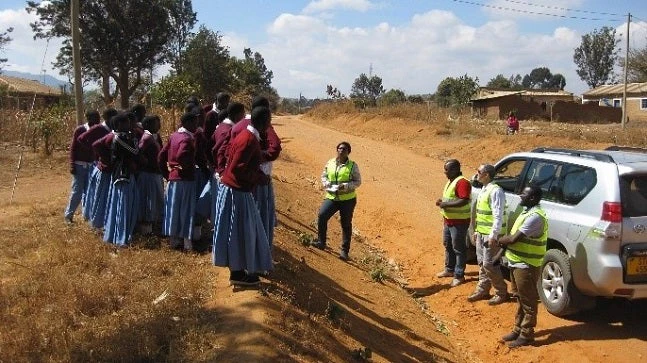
65 105 165 247
65 95 281 287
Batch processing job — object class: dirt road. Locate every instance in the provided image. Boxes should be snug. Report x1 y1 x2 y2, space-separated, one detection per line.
272 114 647 363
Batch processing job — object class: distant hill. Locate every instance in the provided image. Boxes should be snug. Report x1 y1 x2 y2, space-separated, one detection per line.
2 70 68 89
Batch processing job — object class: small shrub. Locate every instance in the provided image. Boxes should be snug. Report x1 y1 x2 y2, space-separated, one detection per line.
325 301 344 321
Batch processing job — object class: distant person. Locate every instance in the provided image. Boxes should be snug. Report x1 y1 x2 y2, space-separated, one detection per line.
137 115 164 235
98 112 140 246
467 164 509 305
435 159 471 287
64 110 100 225
506 111 519 135
497 185 547 348
311 141 361 261
212 106 273 286
159 112 199 251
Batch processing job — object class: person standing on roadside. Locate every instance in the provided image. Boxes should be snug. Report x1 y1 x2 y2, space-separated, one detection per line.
311 141 361 261
64 110 100 225
435 159 471 287
497 185 547 348
467 164 509 305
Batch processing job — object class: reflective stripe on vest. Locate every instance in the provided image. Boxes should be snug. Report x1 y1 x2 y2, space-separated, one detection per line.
505 206 548 267
441 176 471 219
325 158 357 201
475 182 507 235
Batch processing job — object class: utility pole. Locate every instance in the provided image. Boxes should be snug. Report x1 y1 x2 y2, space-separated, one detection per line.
622 13 631 129
71 0 83 125
298 92 302 114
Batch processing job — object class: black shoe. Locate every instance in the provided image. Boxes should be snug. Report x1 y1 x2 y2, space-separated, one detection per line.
488 294 509 306
230 273 260 287
508 336 534 348
467 291 490 302
500 331 520 342
339 250 349 261
311 241 326 250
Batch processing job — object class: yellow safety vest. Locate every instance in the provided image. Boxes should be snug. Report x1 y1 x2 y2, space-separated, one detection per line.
441 176 471 219
325 158 357 201
475 182 507 235
505 206 548 267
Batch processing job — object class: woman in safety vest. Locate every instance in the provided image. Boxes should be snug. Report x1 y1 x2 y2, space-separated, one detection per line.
311 141 362 261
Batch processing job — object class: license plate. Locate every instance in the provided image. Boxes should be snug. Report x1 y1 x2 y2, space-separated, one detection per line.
627 256 647 275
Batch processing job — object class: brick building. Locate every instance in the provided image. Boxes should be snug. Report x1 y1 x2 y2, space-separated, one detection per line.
582 83 647 123
0 75 64 110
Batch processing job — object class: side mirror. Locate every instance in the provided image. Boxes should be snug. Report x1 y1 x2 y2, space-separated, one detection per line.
471 173 483 188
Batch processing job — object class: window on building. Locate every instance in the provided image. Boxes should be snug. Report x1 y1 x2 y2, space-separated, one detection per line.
614 99 622 108
641 98 647 110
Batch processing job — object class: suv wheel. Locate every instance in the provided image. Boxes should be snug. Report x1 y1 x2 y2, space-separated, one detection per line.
538 249 580 316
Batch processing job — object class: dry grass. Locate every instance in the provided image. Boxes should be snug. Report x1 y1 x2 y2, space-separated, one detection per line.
0 199 218 362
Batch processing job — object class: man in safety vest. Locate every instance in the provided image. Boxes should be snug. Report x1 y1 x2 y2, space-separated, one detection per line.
435 159 471 287
468 164 509 305
497 185 547 348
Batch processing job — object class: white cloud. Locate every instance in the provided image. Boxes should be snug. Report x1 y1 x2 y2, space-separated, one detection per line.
0 7 63 78
303 0 376 14
259 9 590 99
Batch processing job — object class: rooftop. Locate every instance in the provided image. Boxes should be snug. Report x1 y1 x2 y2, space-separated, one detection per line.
582 83 647 97
0 75 63 96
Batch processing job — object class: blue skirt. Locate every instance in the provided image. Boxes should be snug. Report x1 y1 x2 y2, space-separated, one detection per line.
136 171 164 223
196 178 213 221
253 181 277 249
212 185 272 273
83 165 99 221
163 180 196 239
90 169 111 229
103 176 139 246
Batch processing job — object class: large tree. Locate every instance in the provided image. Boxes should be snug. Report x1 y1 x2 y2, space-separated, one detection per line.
0 27 13 73
520 67 566 89
620 46 647 83
27 0 193 108
573 26 619 89
486 74 511 88
165 0 197 75
181 25 231 100
230 47 274 94
349 73 384 107
435 74 479 107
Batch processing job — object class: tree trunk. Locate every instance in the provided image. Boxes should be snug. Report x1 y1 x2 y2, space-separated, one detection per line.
118 70 130 109
102 71 113 106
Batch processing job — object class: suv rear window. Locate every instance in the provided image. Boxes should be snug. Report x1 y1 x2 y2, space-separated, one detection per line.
522 161 596 205
621 175 647 217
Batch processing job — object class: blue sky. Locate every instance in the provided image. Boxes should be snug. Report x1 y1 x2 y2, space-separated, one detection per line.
2 0 647 98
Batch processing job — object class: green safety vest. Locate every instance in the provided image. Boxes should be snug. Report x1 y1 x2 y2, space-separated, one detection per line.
325 158 357 201
441 176 471 219
475 182 507 236
505 206 548 267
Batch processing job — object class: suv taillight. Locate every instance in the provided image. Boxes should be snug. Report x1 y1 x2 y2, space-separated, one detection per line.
602 202 622 223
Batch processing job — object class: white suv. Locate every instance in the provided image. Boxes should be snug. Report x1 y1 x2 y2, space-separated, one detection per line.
471 147 647 316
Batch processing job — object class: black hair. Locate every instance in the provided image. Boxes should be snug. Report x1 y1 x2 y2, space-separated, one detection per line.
180 112 197 127
86 110 100 124
111 112 130 131
217 109 229 123
337 141 351 154
481 164 495 179
445 159 461 170
216 92 231 104
142 115 160 131
186 96 200 107
527 185 543 201
129 104 146 122
250 106 271 130
251 95 270 109
102 108 118 129
227 102 245 120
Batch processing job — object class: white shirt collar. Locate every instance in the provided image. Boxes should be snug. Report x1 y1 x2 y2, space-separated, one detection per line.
246 124 261 141
178 127 194 138
222 118 234 125
144 130 152 136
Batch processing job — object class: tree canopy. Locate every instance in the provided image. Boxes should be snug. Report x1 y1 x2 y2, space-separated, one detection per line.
435 74 479 107
27 0 196 108
349 73 384 108
573 26 619 89
521 67 566 90
181 25 230 101
0 27 13 73
620 46 647 83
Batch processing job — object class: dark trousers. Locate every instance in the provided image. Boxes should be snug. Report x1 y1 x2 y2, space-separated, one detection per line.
442 223 468 278
317 198 357 252
510 265 540 339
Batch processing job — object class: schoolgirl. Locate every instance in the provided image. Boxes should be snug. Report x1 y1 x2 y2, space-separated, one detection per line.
137 115 164 235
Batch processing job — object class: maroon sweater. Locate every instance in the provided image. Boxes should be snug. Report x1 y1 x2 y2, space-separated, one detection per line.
158 130 196 181
79 123 111 158
92 132 115 172
69 124 94 166
221 127 268 192
230 118 282 162
138 131 161 174
212 122 234 175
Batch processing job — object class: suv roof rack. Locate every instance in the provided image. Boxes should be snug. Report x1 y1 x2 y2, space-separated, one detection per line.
605 145 647 153
531 147 615 162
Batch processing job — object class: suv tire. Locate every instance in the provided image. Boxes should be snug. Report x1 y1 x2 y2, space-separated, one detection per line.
538 249 580 316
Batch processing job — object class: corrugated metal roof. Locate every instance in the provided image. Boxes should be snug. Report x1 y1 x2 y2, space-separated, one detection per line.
0 75 63 96
471 88 573 101
582 83 647 97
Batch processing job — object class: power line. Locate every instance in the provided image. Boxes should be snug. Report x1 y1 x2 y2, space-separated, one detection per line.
451 0 622 22
500 0 621 17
